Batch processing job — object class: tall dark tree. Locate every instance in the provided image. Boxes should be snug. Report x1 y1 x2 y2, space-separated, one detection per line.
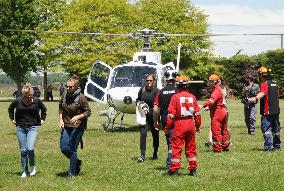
0 0 40 90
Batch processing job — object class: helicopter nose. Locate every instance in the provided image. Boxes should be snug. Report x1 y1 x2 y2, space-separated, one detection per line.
123 96 132 105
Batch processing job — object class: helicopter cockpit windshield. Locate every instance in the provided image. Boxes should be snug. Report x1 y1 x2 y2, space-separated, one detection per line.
110 66 157 88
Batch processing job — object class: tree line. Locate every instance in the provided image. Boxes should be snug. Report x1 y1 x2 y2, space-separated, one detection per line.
0 0 283 98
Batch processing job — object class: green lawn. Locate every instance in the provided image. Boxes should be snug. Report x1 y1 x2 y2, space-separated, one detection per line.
0 100 283 191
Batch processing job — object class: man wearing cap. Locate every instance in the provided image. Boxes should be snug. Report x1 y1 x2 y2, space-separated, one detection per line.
153 70 178 172
164 75 201 177
202 74 230 152
248 67 281 151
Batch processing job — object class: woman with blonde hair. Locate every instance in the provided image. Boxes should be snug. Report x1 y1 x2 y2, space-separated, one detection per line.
8 83 47 178
59 75 91 179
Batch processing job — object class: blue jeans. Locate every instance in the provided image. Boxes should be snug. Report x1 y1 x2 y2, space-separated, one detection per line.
261 115 281 151
60 127 84 174
161 118 173 170
16 126 39 173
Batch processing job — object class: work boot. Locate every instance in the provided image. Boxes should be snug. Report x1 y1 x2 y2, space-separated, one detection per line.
137 156 145 163
75 159 82 175
152 152 158 160
168 170 179 176
188 169 197 177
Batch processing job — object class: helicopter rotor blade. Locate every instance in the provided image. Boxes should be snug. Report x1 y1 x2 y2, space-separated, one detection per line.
1 29 133 37
2 29 284 37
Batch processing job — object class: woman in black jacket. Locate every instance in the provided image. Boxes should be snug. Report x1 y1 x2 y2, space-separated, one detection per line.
136 74 159 162
8 83 47 178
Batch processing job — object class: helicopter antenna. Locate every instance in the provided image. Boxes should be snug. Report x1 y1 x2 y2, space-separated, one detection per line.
176 43 181 72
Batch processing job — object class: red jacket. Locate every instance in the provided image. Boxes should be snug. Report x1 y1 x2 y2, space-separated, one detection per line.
203 85 227 114
165 90 201 131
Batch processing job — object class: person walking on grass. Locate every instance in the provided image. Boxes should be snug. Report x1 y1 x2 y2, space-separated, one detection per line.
248 67 281 152
59 75 91 179
8 83 47 178
136 74 159 162
165 75 201 177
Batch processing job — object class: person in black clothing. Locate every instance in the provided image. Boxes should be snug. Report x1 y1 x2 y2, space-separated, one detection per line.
46 84 53 101
153 70 178 171
8 83 47 178
59 83 65 97
136 74 159 162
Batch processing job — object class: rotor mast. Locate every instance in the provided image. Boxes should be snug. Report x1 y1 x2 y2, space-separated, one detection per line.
138 29 155 52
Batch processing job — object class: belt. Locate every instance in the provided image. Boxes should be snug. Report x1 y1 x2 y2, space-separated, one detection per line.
176 116 193 120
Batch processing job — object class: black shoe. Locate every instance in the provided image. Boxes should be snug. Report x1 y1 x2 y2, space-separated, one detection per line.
204 141 212 147
168 170 179 176
75 159 82 175
189 169 197 177
152 153 158 160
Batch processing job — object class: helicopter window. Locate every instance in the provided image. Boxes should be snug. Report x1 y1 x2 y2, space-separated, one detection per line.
111 66 157 88
90 63 110 88
86 83 105 101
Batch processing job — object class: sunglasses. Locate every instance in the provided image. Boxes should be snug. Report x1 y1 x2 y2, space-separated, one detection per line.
146 80 153 82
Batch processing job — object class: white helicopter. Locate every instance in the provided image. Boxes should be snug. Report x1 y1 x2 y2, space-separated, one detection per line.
84 29 204 130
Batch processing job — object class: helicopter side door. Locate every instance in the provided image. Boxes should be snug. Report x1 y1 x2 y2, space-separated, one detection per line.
84 60 112 104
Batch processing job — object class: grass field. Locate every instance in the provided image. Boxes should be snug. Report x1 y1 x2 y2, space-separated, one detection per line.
0 99 283 191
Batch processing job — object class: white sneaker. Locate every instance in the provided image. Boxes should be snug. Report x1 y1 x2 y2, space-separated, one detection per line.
30 166 36 176
21 172 27 178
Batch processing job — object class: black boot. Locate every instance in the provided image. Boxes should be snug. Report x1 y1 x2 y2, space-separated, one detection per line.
75 159 82 175
152 152 158 160
152 148 158 160
168 170 180 176
189 169 197 177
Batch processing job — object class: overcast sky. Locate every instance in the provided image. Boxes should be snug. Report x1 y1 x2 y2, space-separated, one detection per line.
190 0 284 56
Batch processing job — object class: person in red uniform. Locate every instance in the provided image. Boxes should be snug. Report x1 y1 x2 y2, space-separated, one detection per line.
248 67 281 151
164 75 201 177
202 74 230 152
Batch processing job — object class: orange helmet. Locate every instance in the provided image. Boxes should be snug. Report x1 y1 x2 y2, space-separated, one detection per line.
209 74 220 81
176 75 189 85
258 66 270 76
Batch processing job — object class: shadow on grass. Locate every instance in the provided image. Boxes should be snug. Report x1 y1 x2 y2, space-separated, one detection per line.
56 171 69 177
100 124 140 133
8 171 22 176
251 147 265 152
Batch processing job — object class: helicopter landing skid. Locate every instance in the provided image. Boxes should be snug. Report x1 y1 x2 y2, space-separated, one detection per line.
100 107 125 131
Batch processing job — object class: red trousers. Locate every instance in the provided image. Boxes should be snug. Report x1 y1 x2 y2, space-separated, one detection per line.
211 108 230 152
170 118 197 172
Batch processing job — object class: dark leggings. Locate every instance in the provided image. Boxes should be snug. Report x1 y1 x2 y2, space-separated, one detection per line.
139 114 159 157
